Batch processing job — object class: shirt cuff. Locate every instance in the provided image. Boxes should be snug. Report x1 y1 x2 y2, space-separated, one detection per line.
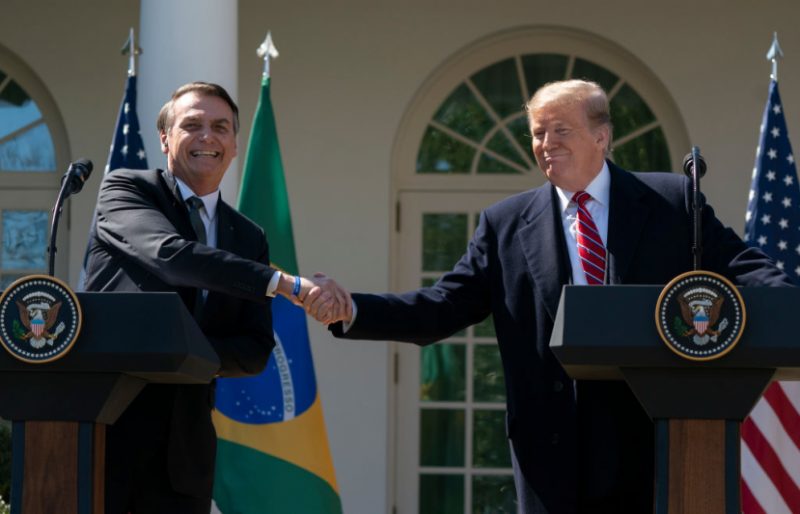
342 300 358 333
265 272 282 297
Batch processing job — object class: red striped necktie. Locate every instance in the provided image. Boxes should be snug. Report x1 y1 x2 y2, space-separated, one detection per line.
572 191 606 285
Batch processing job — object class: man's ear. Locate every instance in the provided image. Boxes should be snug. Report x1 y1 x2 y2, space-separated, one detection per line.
159 132 168 154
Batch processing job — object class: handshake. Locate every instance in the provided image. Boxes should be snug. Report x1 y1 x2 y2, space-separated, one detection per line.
278 272 353 325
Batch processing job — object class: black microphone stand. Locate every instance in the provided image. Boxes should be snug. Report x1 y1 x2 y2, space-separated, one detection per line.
690 146 703 271
48 176 73 277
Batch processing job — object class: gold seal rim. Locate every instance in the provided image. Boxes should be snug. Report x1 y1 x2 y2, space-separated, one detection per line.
654 270 746 362
0 274 83 364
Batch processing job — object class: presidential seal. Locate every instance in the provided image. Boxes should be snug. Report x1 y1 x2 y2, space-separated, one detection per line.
0 275 82 364
655 270 746 361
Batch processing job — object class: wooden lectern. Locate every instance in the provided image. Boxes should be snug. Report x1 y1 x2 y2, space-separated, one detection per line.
0 292 219 514
549 285 800 514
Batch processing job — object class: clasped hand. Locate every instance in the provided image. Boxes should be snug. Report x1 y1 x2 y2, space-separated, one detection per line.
290 273 353 325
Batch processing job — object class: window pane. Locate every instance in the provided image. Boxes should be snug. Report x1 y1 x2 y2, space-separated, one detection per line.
471 58 524 119
421 343 466 401
611 127 671 172
472 475 517 514
571 58 619 92
420 408 465 466
423 213 468 271
474 344 505 402
0 80 42 140
610 84 656 140
473 409 511 467
477 154 520 174
2 210 48 270
521 54 569 95
508 116 533 164
434 84 494 142
485 130 526 167
0 123 56 171
1 274 26 290
420 474 464 514
417 125 474 174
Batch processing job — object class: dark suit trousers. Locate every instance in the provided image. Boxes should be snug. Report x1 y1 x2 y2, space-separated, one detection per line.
105 385 212 514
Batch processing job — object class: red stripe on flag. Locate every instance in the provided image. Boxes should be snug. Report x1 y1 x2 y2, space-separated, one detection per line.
741 478 767 514
742 416 800 509
764 382 800 449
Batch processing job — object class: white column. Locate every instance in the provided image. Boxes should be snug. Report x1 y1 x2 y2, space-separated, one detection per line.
138 0 240 203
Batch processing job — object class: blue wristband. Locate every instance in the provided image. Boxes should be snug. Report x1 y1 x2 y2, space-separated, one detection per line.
292 276 302 296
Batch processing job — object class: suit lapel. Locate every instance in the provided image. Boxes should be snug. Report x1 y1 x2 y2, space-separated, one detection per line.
606 163 650 284
518 185 570 320
159 170 197 241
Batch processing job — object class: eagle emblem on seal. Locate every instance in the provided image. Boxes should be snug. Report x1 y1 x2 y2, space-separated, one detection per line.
675 287 729 346
15 294 66 349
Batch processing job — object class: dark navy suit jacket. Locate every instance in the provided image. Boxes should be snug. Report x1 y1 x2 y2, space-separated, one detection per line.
333 162 791 513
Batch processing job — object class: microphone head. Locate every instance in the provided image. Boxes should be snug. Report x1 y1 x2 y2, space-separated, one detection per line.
63 158 94 195
682 152 707 178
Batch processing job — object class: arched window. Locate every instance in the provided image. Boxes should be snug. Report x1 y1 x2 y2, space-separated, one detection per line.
390 27 690 514
0 44 69 286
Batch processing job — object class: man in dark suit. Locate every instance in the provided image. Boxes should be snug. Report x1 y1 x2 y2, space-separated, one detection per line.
84 82 346 514
317 80 791 513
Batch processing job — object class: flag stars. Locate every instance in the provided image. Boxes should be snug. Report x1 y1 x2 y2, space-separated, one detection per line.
121 145 128 156
137 149 146 160
777 261 785 270
767 170 777 181
780 218 789 229
772 126 781 138
124 102 130 114
778 240 788 251
795 244 800 255
795 265 800 276
746 210 752 222
783 197 792 208
761 214 772 225
784 175 794 186
758 235 768 246
749 190 755 201
768 149 778 159
774 104 782 115
763 192 773 203
789 154 795 164
122 124 129 135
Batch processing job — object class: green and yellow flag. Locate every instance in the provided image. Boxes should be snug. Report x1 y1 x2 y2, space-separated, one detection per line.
211 69 342 513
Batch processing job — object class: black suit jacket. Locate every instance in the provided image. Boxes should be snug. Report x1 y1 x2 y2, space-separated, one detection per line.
333 162 791 513
84 168 276 498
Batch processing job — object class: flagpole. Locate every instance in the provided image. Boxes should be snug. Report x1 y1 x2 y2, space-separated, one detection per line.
767 32 782 82
121 28 142 78
257 31 279 80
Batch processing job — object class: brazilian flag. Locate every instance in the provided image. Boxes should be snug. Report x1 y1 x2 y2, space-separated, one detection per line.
212 74 342 513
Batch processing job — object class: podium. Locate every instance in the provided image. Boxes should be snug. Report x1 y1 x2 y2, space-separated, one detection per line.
0 292 219 514
549 285 800 514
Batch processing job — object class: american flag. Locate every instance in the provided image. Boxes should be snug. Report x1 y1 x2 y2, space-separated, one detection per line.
105 74 148 173
77 73 147 290
742 78 800 513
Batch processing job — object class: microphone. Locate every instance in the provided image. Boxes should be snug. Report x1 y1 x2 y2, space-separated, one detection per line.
682 150 707 178
61 158 93 197
48 158 93 276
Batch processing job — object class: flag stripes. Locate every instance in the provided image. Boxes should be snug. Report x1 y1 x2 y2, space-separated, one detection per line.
742 79 800 513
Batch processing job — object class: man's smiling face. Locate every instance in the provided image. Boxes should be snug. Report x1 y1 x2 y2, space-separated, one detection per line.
160 91 237 195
